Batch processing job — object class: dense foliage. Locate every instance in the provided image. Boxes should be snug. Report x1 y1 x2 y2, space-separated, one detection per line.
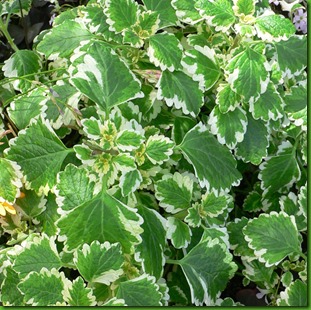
0 0 307 306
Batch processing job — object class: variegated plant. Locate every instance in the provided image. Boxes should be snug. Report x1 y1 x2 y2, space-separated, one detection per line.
0 0 307 306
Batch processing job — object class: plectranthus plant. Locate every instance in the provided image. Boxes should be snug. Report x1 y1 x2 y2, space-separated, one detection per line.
0 0 307 306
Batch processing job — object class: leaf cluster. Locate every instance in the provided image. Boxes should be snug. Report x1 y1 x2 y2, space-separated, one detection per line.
0 0 307 306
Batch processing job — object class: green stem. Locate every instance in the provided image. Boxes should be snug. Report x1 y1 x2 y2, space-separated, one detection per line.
0 67 67 87
53 0 61 13
101 174 109 192
2 76 70 107
0 17 19 52
166 259 179 265
300 252 307 261
18 0 30 49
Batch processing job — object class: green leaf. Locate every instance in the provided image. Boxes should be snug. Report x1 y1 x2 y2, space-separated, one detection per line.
297 183 307 222
243 211 301 267
116 274 162 306
173 116 197 145
195 0 236 31
200 227 230 248
44 83 80 129
134 10 160 38
145 134 174 164
233 0 255 16
200 192 232 218
1 266 24 306
148 33 183 71
78 4 109 34
116 129 145 152
102 297 126 306
227 217 255 258
181 45 221 91
0 0 32 16
277 280 307 306
112 153 136 171
55 164 95 211
0 83 15 109
105 0 139 33
3 50 42 92
18 268 68 306
157 70 204 117
136 205 166 279
142 0 178 28
255 14 296 42
249 81 284 121
166 216 191 249
280 193 306 232
215 83 241 113
0 158 22 204
64 277 96 306
35 193 59 236
185 203 201 227
242 259 279 289
36 20 93 59
13 234 62 278
78 4 123 42
215 297 244 306
235 22 256 37
284 85 307 113
69 41 143 112
225 46 270 104
178 238 237 305
57 191 143 252
81 117 101 139
273 36 307 77
235 111 269 165
155 172 193 214
259 141 301 198
52 8 77 25
6 117 72 195
123 10 160 47
171 0 202 24
179 123 242 193
167 266 191 305
120 169 143 197
7 87 48 130
287 106 307 131
208 106 247 149
16 189 46 218
74 241 124 284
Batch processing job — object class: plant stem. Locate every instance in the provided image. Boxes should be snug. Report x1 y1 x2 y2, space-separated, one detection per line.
0 17 19 52
0 67 67 87
166 259 179 265
300 252 307 261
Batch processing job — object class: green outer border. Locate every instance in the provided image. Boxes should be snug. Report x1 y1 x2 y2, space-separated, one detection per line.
1 2 309 310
